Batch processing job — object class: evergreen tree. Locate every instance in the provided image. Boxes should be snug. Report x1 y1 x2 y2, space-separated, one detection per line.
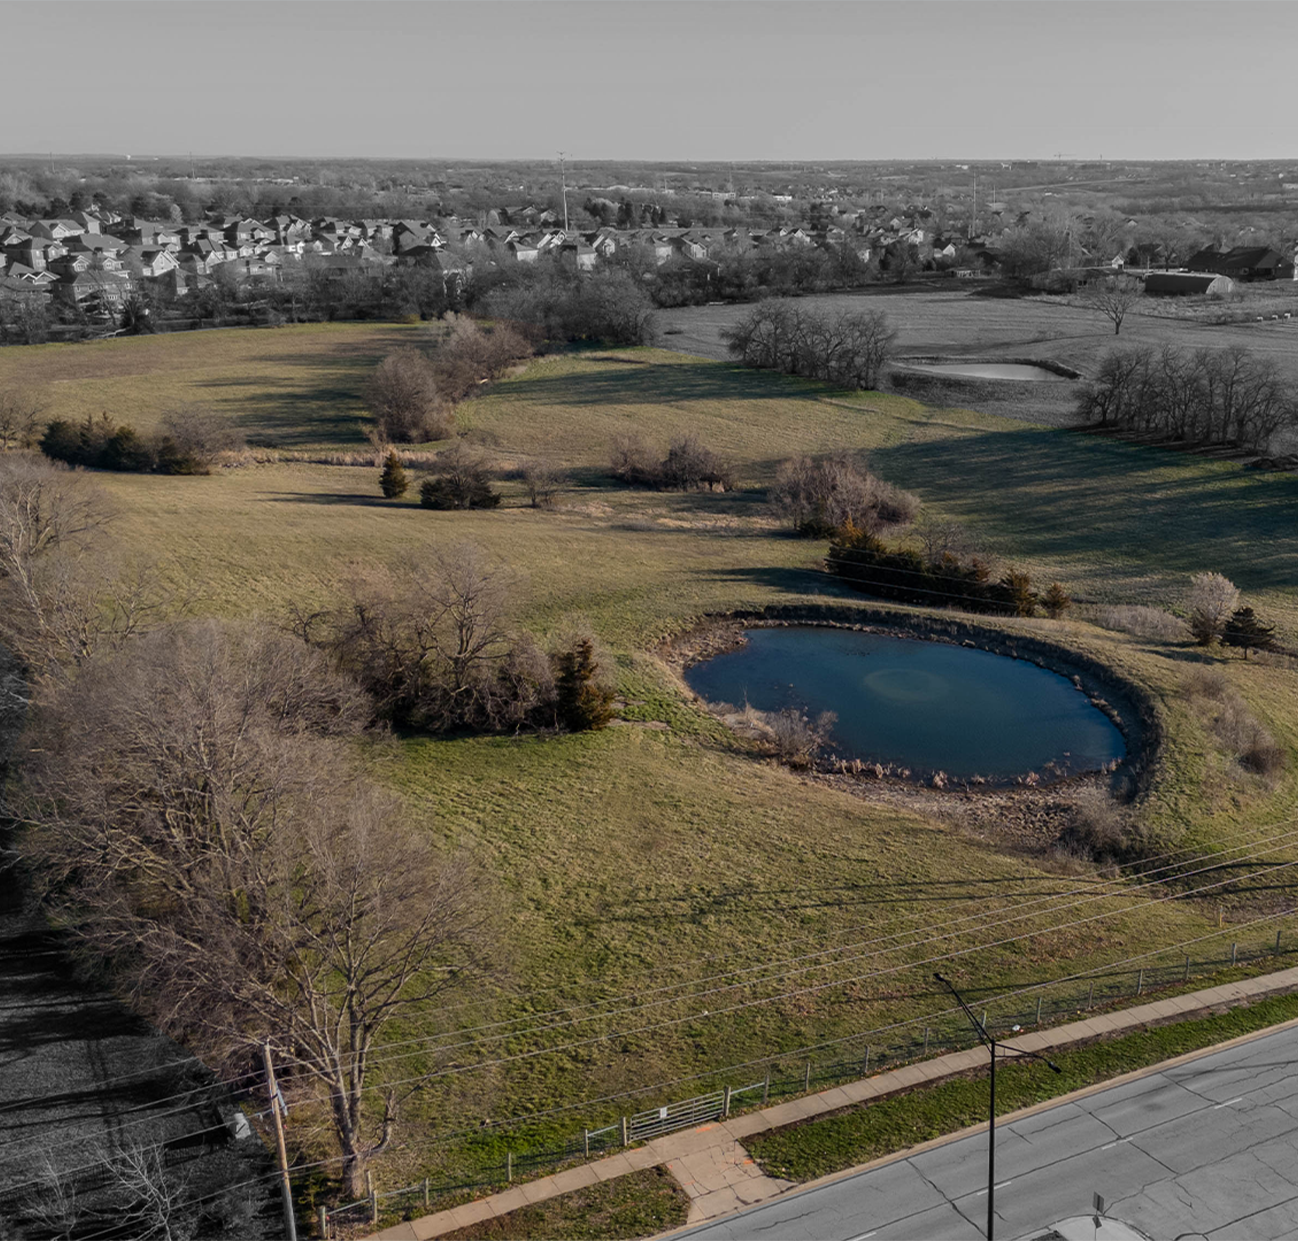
379 450 409 499
1222 607 1277 657
553 638 614 732
1041 582 1072 620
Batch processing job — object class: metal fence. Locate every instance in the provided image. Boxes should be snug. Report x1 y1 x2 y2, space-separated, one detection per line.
321 929 1295 1237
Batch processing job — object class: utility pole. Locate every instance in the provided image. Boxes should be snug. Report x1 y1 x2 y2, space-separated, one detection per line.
935 974 1061 1241
262 1043 299 1241
558 150 570 236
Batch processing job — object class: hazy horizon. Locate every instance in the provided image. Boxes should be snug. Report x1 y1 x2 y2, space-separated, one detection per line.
3 1 1296 164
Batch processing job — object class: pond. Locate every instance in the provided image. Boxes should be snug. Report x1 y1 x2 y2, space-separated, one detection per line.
899 361 1072 382
684 628 1126 783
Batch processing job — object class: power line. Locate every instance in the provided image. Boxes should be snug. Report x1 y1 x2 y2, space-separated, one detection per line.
7 823 1297 1163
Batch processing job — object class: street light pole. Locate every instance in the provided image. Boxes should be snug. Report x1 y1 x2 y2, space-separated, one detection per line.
935 973 1062 1241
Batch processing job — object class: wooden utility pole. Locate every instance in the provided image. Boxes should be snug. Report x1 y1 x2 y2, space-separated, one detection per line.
262 1043 299 1241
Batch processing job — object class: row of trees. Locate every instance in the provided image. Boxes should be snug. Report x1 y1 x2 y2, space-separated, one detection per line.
40 408 244 474
1076 344 1298 452
721 299 896 390
826 526 1070 619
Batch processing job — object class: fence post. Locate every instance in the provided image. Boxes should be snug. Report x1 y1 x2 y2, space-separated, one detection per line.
583 1129 590 1160
1035 996 1043 1025
763 1069 770 1106
507 1152 512 1184
803 1061 811 1093
1136 968 1143 996
423 1178 430 1209
1277 930 1283 956
923 1027 930 1055
1184 955 1191 981
723 1085 732 1119
981 1010 988 1032
318 1207 328 1239
1087 979 1094 1009
621 1116 629 1147
862 1046 869 1077
367 1172 377 1227
1231 942 1238 967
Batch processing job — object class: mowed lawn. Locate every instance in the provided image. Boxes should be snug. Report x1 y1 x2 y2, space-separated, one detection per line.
21 326 1298 1177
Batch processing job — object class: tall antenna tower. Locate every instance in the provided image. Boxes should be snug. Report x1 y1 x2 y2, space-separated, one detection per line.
558 151 570 235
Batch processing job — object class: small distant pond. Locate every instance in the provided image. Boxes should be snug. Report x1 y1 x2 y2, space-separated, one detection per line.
900 361 1072 382
685 628 1126 783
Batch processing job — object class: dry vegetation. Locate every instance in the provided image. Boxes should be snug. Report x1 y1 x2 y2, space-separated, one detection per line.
4 322 1298 1209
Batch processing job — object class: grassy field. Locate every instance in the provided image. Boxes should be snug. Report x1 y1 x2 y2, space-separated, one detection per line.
657 286 1298 433
8 323 1298 1196
0 321 427 449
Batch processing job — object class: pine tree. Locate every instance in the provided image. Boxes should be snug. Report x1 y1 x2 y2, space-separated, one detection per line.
1041 582 1072 619
379 450 408 499
553 638 614 732
1222 607 1277 658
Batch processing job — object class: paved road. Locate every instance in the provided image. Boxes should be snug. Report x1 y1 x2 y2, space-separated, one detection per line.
676 1022 1298 1240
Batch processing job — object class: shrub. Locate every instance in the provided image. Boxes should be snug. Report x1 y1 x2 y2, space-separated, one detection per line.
520 458 562 509
769 453 918 538
1056 786 1134 862
765 708 837 767
1183 667 1286 779
431 317 534 402
660 435 732 491
1187 572 1240 645
1095 605 1186 642
366 347 452 444
379 450 409 499
419 442 500 510
609 434 660 487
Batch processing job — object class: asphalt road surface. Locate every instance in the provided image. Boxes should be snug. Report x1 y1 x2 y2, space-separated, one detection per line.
677 1021 1298 1240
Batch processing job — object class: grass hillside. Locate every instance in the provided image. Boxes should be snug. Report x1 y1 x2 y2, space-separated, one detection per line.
13 324 1298 1191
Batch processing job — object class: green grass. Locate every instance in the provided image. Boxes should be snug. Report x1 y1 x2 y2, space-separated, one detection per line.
0 321 428 449
747 992 1298 1183
14 325 1298 1198
438 1166 689 1240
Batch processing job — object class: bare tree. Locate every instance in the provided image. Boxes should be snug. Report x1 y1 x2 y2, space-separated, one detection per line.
0 455 159 675
19 620 492 1201
770 453 918 538
1187 572 1240 645
520 458 562 509
321 546 549 732
1086 275 1143 336
365 347 452 444
0 388 44 451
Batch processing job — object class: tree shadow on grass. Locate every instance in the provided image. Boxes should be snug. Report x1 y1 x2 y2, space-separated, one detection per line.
494 357 825 409
189 373 371 448
873 428 1298 591
262 491 400 508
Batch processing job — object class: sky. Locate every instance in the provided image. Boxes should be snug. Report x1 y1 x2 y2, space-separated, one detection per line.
3 0 1296 162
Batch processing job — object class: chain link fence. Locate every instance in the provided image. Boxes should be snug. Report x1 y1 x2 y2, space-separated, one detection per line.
322 929 1295 1237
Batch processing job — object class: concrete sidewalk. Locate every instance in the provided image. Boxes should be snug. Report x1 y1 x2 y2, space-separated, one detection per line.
364 965 1298 1241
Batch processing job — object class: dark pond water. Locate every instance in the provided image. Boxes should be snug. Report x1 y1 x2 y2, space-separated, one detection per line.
902 362 1071 382
685 628 1126 782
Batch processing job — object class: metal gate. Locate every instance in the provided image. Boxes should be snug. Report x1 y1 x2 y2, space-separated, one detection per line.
628 1089 726 1142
